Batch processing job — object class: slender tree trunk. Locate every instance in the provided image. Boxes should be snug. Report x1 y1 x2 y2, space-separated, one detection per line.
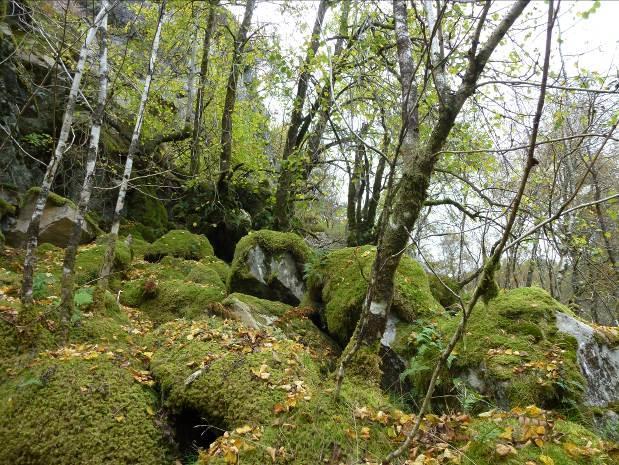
335 0 529 398
218 0 256 192
184 5 199 127
99 0 166 290
189 0 218 176
525 231 540 287
21 3 110 305
58 1 110 334
273 0 329 230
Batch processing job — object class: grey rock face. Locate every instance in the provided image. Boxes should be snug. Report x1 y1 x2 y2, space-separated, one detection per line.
556 311 619 406
6 199 96 248
238 244 306 305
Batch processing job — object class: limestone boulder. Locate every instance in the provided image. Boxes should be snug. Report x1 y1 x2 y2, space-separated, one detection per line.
5 189 97 248
228 230 312 305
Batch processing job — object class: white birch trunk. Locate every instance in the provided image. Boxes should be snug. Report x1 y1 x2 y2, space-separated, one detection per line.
59 0 110 328
99 0 167 289
184 6 199 126
21 3 110 305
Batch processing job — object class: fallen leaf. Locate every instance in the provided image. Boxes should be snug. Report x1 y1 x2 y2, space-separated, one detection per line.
495 444 517 456
539 455 554 465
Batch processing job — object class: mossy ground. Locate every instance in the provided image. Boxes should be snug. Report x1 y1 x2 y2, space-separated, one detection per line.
306 245 442 345
121 256 226 324
0 357 170 465
0 240 616 465
428 273 462 309
145 230 214 262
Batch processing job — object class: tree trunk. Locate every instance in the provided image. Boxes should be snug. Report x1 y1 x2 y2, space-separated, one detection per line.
21 3 110 305
335 0 529 397
218 0 256 192
189 0 218 176
184 4 199 127
99 0 166 290
58 1 110 334
273 0 329 230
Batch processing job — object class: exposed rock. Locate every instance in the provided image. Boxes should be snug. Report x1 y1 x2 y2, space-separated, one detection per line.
228 230 312 305
5 188 97 247
556 311 619 407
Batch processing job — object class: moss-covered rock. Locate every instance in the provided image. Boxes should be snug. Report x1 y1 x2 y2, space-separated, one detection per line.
0 357 170 465
228 230 313 305
144 229 214 262
201 255 230 283
120 257 226 324
74 235 132 287
306 245 443 346
0 197 16 217
148 318 400 464
408 287 586 415
221 293 339 361
125 189 168 242
428 273 462 309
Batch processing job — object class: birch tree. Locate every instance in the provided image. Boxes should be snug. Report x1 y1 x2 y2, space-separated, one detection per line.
58 0 110 332
20 3 111 305
99 0 167 291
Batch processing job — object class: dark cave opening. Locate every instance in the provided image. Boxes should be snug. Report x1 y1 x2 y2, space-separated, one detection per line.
171 408 224 463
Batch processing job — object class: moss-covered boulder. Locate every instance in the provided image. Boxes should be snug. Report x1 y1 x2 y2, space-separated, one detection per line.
228 230 313 306
306 245 443 346
221 293 339 360
144 229 214 262
428 273 462 309
125 189 168 242
120 256 226 323
407 287 586 414
148 318 398 464
74 235 132 287
0 357 170 465
5 187 100 247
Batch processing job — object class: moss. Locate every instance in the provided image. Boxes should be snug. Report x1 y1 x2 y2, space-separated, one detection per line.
307 246 442 345
414 287 586 414
74 235 132 287
144 229 214 262
149 319 400 465
228 230 312 301
201 255 230 283
125 189 168 241
122 267 226 324
463 416 614 465
0 197 16 217
427 273 461 309
22 186 75 209
0 358 170 465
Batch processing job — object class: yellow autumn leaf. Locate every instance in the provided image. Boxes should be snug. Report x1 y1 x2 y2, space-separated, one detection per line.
235 425 252 435
495 444 517 456
499 426 513 440
539 455 554 465
534 438 544 447
146 406 155 416
525 405 544 417
563 442 583 457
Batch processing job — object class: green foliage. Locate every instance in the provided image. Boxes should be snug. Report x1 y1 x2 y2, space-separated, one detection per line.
144 230 214 262
73 287 93 308
32 272 56 300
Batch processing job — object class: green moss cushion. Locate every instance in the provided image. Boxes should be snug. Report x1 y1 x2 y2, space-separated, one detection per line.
0 358 169 465
306 245 442 345
144 230 214 262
